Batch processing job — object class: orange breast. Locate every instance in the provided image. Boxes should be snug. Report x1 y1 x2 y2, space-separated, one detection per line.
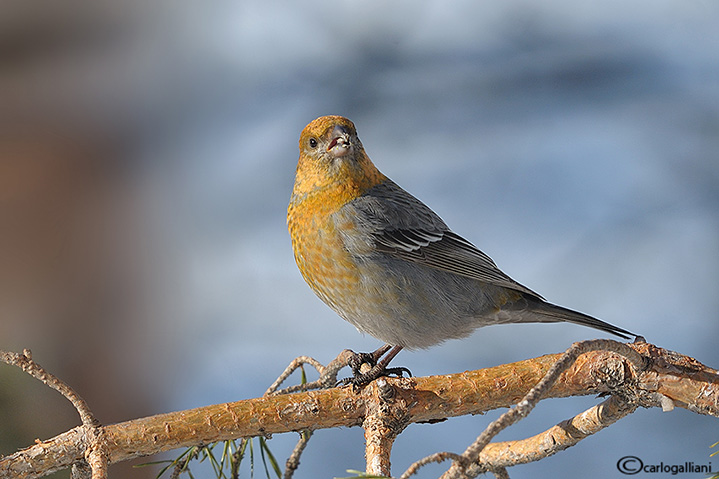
288 190 362 312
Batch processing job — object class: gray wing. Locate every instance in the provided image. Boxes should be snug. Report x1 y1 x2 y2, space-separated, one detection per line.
374 228 544 299
350 181 544 299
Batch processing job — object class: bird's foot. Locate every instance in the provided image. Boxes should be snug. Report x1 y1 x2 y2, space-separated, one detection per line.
347 351 377 377
339 348 411 389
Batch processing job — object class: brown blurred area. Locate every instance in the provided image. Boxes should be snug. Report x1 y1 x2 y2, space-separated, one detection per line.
1 3 165 478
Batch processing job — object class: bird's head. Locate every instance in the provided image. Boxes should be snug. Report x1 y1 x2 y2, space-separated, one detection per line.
293 115 386 198
299 115 362 162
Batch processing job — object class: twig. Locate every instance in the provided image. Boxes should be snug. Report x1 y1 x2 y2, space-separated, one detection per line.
174 445 202 479
71 462 91 479
266 350 354 396
400 452 470 478
264 350 354 479
0 349 99 427
284 431 312 479
463 394 636 477
265 356 326 395
489 467 510 479
1 349 107 478
462 340 644 461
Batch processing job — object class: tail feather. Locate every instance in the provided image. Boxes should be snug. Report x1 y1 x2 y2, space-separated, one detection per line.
525 298 635 340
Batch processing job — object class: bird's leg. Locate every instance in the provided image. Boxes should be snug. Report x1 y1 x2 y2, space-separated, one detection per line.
374 344 410 377
343 344 411 388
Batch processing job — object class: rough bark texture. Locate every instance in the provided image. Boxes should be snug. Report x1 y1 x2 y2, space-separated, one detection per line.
1 342 716 479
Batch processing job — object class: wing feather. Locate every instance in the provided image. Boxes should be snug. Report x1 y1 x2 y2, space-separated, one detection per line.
348 180 543 298
375 228 543 299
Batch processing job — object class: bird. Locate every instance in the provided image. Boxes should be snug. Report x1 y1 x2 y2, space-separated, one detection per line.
287 115 635 385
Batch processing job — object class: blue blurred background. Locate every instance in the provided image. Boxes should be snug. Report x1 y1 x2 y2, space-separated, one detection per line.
1 1 717 478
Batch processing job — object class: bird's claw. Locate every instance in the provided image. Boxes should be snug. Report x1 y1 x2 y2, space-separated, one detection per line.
383 366 413 378
348 351 377 377
339 351 412 389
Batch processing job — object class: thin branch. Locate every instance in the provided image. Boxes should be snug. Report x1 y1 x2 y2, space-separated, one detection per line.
264 350 354 478
265 356 326 395
489 467 510 479
71 462 91 479
174 446 202 479
283 431 312 479
399 452 469 477
1 349 108 478
472 395 636 470
266 350 354 395
462 339 645 464
0 349 99 427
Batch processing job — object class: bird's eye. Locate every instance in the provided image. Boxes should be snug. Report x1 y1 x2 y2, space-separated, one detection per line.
308 138 318 149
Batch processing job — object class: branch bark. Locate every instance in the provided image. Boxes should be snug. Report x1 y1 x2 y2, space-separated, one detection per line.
0 349 107 478
1 341 717 479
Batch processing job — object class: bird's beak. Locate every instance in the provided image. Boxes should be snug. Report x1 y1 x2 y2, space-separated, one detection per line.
327 125 351 156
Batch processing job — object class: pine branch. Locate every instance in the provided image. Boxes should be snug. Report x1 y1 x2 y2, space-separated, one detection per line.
1 341 717 479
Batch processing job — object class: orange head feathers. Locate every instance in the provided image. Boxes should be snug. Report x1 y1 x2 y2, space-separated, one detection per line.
291 115 387 208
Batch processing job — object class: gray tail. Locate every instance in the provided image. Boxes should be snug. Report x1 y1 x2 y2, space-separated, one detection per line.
527 298 635 340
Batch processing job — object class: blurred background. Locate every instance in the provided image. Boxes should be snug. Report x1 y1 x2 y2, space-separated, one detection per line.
1 1 717 478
